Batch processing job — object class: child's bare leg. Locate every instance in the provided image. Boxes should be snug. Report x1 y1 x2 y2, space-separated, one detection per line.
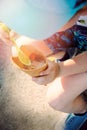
47 72 87 113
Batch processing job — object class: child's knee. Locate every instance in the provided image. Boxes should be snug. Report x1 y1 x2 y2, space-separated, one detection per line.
46 77 67 111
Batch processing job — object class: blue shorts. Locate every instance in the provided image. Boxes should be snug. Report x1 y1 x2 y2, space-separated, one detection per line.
64 113 87 130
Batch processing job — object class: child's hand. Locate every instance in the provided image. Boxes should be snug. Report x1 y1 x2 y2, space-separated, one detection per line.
32 60 60 85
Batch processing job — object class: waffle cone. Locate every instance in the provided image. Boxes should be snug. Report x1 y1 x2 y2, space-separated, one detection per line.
12 56 48 77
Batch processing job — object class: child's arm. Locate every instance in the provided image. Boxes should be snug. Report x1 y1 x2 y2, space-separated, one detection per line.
59 51 87 77
32 51 87 85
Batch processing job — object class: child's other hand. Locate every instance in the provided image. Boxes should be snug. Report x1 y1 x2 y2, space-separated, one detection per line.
32 60 60 85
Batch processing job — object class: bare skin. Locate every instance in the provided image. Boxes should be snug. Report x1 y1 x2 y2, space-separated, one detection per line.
32 7 87 114
1 6 87 114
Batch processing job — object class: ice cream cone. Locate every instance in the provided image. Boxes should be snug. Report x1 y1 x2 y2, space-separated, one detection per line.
12 38 48 76
0 22 48 76
12 56 48 77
